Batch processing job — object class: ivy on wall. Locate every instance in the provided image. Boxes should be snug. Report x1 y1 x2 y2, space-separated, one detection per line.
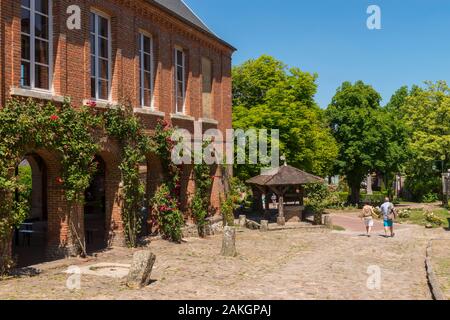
103 105 151 248
0 98 224 272
150 120 184 242
191 141 213 237
0 98 100 273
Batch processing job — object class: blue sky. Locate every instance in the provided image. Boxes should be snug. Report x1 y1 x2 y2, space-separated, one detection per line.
186 0 450 108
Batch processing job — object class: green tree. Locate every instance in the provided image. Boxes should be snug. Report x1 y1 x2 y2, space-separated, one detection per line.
232 56 338 180
327 81 390 204
232 55 286 108
380 87 411 198
399 81 450 201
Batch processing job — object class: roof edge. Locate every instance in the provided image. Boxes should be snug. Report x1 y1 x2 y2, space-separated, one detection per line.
146 0 236 52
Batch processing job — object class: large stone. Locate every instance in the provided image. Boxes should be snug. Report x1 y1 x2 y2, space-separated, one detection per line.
239 215 247 227
245 219 261 230
126 250 156 288
323 215 333 228
260 220 269 232
277 216 286 226
221 227 237 257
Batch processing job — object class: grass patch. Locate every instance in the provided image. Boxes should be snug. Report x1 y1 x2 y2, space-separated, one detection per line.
398 208 450 229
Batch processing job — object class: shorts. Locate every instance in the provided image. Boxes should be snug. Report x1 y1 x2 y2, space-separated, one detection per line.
384 220 393 227
364 218 374 227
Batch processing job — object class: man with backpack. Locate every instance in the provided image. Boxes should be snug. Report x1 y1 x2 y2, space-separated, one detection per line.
380 197 396 238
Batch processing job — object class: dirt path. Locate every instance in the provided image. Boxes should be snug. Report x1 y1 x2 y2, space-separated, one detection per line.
0 217 446 300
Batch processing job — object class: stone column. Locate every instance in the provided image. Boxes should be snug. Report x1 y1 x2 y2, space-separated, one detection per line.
221 227 237 257
443 173 450 206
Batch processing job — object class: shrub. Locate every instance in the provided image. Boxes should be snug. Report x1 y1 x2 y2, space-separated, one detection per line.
424 211 444 227
151 183 184 242
397 209 411 219
422 192 439 204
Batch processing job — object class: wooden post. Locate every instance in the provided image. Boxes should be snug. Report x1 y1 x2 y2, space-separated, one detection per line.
277 194 285 226
299 187 304 206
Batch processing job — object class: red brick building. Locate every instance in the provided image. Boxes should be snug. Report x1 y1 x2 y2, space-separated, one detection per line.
0 0 234 262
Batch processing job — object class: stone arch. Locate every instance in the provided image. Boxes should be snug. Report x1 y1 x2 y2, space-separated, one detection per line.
84 155 107 252
11 148 74 265
97 137 124 247
145 152 164 235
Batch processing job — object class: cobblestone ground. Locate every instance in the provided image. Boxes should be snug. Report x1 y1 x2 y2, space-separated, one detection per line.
0 211 448 300
430 239 450 300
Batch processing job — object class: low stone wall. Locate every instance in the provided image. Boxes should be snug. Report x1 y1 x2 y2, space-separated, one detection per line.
426 240 447 300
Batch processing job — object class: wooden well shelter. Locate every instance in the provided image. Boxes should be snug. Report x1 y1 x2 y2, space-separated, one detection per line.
246 165 324 225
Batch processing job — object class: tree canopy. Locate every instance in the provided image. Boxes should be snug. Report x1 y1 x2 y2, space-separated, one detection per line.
232 55 338 181
396 81 450 200
326 81 394 203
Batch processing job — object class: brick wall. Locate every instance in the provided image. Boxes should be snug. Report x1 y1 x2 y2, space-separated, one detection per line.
1 0 234 257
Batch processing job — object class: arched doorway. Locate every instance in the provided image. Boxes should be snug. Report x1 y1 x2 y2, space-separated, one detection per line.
12 153 48 267
84 155 107 252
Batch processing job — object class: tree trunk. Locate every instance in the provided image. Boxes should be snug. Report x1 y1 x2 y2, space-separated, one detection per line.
350 183 361 205
366 175 373 195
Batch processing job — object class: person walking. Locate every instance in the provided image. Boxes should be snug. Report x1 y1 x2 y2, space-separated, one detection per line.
380 197 396 237
359 202 375 237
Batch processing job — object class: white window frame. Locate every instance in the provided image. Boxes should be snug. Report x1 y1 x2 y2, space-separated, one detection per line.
174 47 186 114
90 10 112 102
20 0 53 91
139 32 154 109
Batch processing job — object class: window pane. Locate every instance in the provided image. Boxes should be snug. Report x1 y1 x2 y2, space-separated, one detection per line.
91 77 96 98
91 55 96 77
177 66 183 82
176 50 183 65
90 34 96 54
98 79 109 100
90 13 95 33
99 17 108 37
22 0 31 9
35 13 48 39
99 59 108 79
21 62 31 87
35 0 48 15
143 37 151 53
21 35 30 60
35 64 49 89
143 89 151 107
35 39 48 64
99 38 108 58
143 72 151 90
21 8 30 34
144 54 151 72
177 81 184 98
177 96 184 113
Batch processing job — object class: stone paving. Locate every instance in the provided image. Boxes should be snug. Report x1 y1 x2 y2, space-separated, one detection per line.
0 210 448 300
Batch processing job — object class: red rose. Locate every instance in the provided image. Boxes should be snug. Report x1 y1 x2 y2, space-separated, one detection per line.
50 115 59 121
55 177 64 185
86 100 97 108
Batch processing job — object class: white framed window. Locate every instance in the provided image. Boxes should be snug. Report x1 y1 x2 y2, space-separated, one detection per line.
20 0 52 90
174 47 186 114
139 33 153 109
90 11 111 101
